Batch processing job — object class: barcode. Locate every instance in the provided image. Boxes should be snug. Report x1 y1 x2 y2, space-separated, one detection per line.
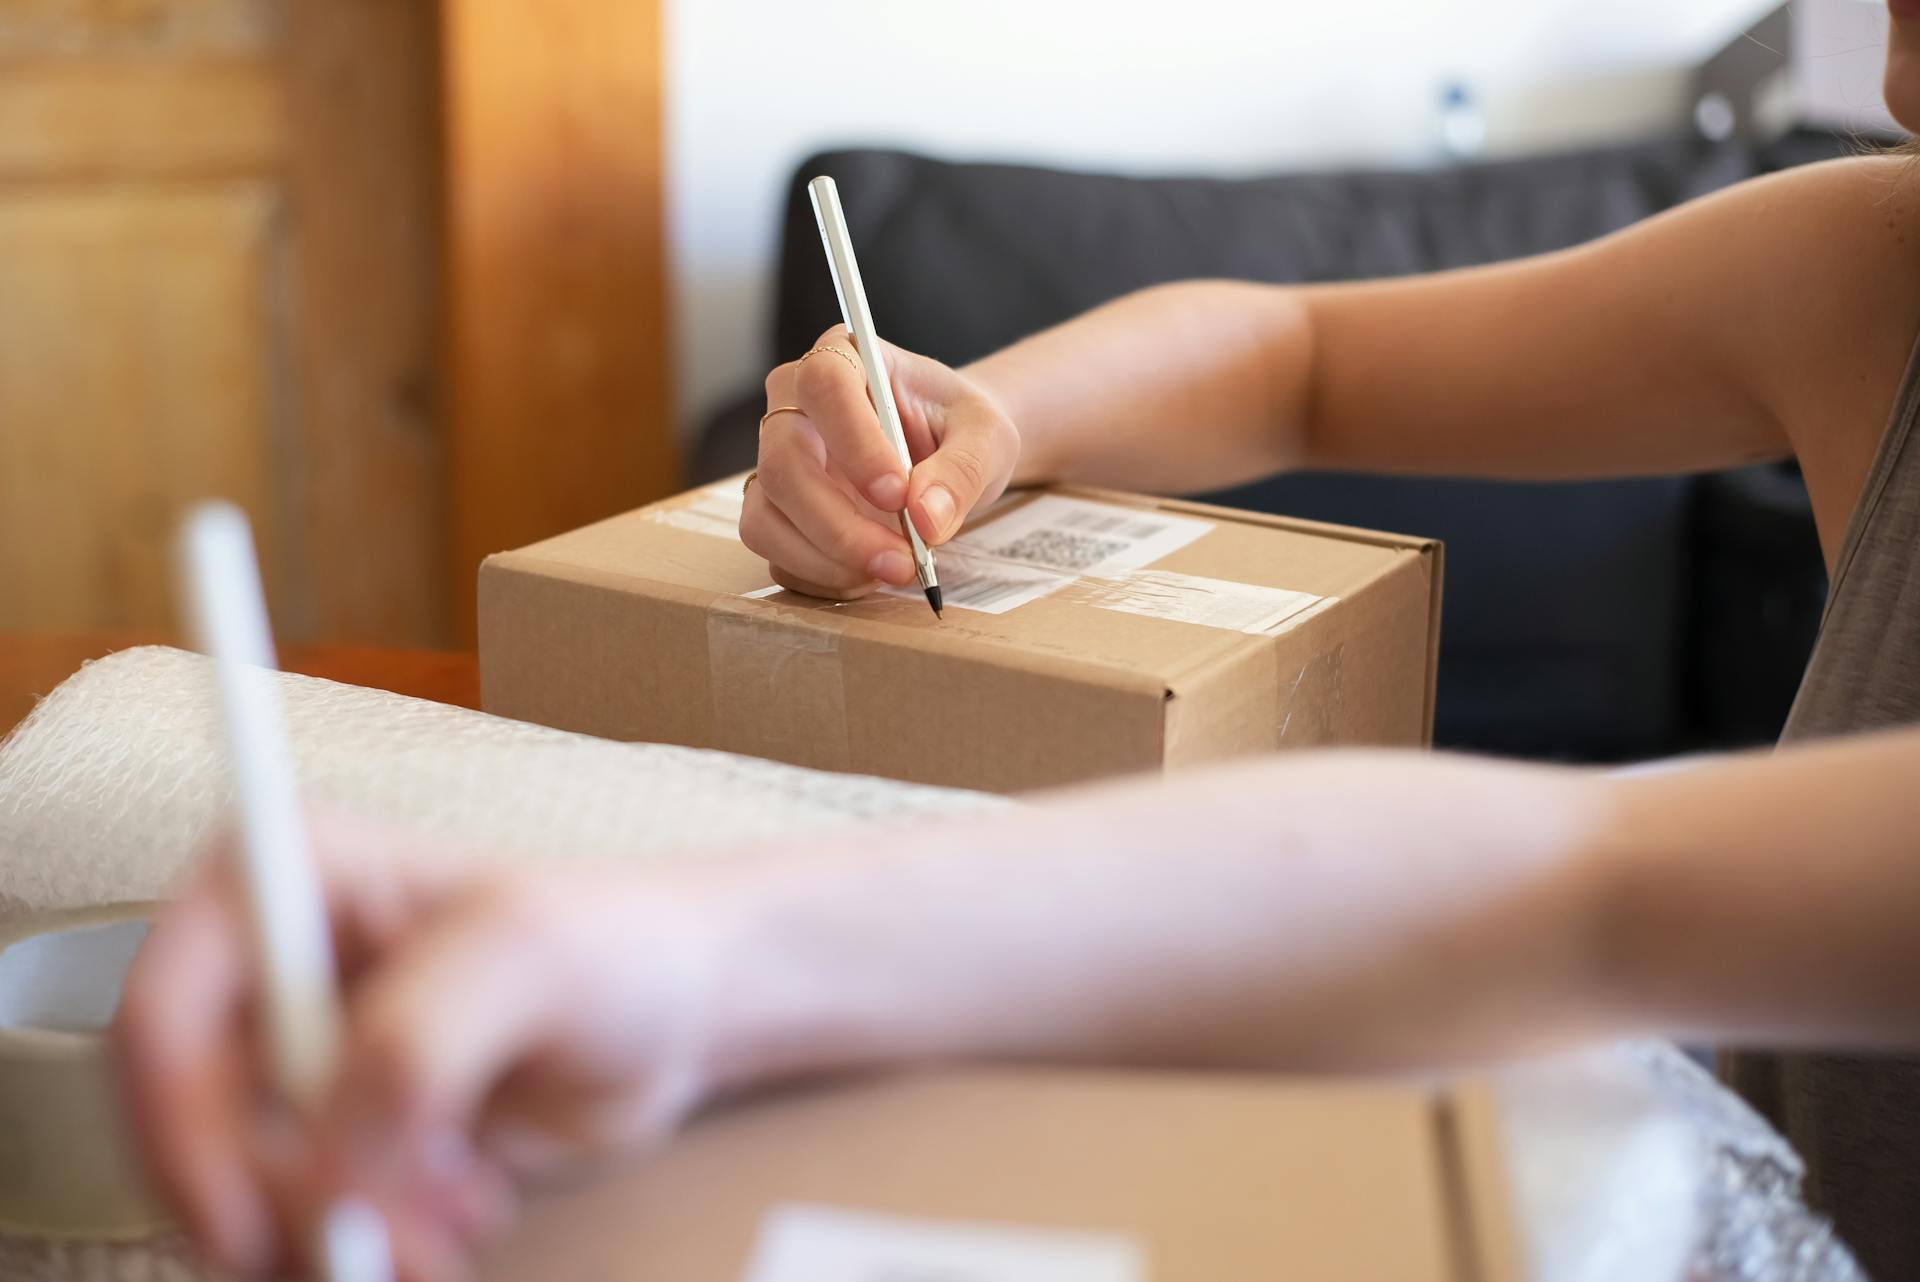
943 574 1044 610
1055 509 1169 541
990 528 1129 572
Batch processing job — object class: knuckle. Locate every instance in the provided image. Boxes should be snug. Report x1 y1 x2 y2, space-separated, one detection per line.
823 523 873 571
793 350 843 404
941 442 989 495
763 364 795 402
753 443 797 498
984 412 1021 459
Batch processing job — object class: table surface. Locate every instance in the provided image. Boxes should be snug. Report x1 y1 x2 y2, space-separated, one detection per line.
0 633 480 736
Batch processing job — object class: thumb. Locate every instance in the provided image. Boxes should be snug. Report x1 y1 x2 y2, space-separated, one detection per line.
906 404 1019 546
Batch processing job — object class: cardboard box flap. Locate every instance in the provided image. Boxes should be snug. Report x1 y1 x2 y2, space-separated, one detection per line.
481 1069 1521 1282
494 481 1432 692
1437 1085 1527 1282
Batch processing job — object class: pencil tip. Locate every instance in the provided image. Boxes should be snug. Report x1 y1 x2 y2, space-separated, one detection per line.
925 584 943 618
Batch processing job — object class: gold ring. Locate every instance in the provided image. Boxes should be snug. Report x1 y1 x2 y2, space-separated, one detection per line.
759 405 805 430
742 469 758 496
798 345 862 376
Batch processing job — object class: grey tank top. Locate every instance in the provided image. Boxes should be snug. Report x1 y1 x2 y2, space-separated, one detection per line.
1720 329 1920 1281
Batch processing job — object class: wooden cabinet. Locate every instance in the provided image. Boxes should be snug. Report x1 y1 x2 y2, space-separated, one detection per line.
0 0 675 647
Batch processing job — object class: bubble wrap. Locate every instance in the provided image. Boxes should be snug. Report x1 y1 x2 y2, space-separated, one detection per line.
0 648 1870 1281
0 647 1001 919
1497 1043 1867 1282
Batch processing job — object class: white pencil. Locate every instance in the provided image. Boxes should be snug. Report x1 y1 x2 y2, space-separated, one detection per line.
176 502 394 1282
807 175 944 617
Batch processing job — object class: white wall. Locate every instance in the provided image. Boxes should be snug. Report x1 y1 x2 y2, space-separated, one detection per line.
664 0 1797 438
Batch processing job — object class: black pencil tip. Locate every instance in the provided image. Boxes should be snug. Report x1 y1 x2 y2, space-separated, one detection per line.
926 584 943 618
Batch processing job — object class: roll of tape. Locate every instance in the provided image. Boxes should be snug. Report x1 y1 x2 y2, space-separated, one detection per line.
0 903 168 1241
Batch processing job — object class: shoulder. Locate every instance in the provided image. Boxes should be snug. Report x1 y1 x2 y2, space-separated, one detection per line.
1670 156 1920 549
1630 154 1920 341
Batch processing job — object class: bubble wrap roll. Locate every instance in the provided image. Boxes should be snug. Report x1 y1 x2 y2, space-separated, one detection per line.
0 646 1001 921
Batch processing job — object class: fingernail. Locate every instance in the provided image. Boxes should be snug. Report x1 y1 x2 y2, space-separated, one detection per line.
918 485 956 539
870 472 907 510
869 550 913 584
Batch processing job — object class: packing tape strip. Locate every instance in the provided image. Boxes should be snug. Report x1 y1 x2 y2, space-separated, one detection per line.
707 595 851 774
1277 644 1347 746
0 902 168 1241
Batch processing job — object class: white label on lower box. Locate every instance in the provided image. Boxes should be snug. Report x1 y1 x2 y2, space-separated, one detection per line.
740 1205 1147 1282
908 546 1073 614
882 495 1216 616
1077 570 1334 635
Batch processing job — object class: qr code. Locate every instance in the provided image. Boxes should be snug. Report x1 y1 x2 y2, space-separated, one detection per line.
989 529 1129 572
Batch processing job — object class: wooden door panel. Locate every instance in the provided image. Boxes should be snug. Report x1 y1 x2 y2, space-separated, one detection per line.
0 0 276 58
0 0 447 646
0 0 670 647
0 184 281 630
0 62 283 179
281 0 444 644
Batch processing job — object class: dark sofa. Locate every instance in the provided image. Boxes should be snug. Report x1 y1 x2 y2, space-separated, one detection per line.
695 136 1841 762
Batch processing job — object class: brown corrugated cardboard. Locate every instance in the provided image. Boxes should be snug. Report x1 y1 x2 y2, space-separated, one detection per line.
479 1069 1521 1282
479 479 1442 794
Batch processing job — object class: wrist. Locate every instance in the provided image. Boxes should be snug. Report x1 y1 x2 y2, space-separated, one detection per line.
964 355 1061 489
684 852 917 1105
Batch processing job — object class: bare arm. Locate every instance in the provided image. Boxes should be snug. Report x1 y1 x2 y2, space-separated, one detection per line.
118 728 1920 1274
702 726 1920 1090
984 158 1919 552
744 156 1917 595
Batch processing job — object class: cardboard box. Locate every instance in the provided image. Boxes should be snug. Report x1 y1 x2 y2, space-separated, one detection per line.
480 1069 1522 1282
480 480 1441 794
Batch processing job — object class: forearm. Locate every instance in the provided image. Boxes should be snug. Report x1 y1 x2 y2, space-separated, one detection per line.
1596 727 1920 1047
968 280 1313 494
696 728 1920 1101
698 752 1620 1094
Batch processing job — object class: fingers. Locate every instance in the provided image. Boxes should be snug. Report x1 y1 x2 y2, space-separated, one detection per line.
789 325 908 510
325 887 570 1175
907 400 1022 545
753 331 1024 590
741 492 887 597
746 411 915 590
114 856 282 1275
116 818 492 1278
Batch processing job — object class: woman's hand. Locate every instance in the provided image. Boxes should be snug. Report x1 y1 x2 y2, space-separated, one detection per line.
114 817 729 1282
742 327 1022 599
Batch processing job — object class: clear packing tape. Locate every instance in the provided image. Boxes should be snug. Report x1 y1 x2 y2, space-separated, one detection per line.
0 648 1872 1282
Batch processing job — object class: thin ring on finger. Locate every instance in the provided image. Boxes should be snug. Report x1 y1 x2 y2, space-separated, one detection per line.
760 405 805 432
798 345 862 376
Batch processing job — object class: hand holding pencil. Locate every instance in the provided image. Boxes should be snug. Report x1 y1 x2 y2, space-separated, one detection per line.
739 177 1023 609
